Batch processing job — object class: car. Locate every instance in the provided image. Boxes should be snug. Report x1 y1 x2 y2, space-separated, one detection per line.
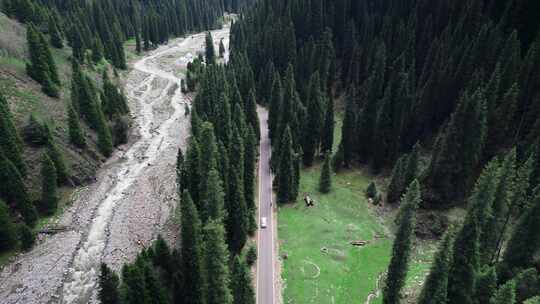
261 217 267 228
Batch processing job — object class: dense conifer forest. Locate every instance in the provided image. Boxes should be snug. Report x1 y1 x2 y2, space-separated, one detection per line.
0 0 539 303
227 0 540 302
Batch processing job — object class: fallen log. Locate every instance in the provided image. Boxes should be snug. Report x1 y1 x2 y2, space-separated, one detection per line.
350 240 369 246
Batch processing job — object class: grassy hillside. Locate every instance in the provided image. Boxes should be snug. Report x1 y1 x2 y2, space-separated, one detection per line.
0 12 118 197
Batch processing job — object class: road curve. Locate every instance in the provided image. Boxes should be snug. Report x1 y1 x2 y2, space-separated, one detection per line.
257 107 276 304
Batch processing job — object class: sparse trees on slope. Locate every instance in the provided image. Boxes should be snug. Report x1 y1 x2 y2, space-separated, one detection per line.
383 180 420 304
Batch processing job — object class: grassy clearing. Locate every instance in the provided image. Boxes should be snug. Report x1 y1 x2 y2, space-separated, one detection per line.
279 165 392 303
278 114 437 303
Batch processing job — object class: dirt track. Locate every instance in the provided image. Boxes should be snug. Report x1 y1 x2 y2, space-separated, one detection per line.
0 26 230 304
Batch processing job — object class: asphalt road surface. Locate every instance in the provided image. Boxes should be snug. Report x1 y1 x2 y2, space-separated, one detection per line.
257 107 275 304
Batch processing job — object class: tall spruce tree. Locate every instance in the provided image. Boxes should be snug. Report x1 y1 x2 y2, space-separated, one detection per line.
319 153 332 193
205 31 215 65
244 126 257 234
0 152 37 226
231 256 256 304
99 263 120 304
321 96 334 154
302 72 324 166
41 152 58 215
500 191 540 278
0 93 26 175
0 199 17 251
491 280 516 304
417 228 454 304
203 221 233 304
277 126 294 204
48 16 63 48
180 191 206 304
67 104 86 148
382 180 420 304
341 91 356 168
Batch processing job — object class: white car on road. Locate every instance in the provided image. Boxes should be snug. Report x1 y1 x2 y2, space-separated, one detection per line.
261 217 267 228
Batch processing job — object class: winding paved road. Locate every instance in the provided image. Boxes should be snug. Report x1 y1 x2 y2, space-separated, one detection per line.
257 107 276 304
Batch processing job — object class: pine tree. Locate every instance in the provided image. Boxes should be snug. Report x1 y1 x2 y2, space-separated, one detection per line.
205 169 225 222
244 126 257 234
99 263 120 304
19 223 35 250
180 191 207 304
47 134 68 184
424 89 488 207
447 211 480 304
205 31 215 65
500 191 540 277
121 263 146 304
97 112 113 157
41 152 58 215
383 180 420 304
386 155 407 204
204 221 233 304
49 16 63 48
92 38 104 63
0 199 17 251
417 228 454 304
199 123 219 221
302 72 324 166
219 38 226 58
135 30 142 55
277 126 294 204
231 256 256 304
68 104 85 148
319 153 332 193
474 267 497 304
321 96 334 154
245 90 260 140
186 138 202 206
341 91 356 168
0 152 37 226
0 93 26 175
226 167 248 253
491 280 516 304
143 263 168 304
268 73 282 143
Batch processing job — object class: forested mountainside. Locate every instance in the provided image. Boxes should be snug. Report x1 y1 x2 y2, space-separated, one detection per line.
224 0 540 303
0 0 234 258
231 0 540 208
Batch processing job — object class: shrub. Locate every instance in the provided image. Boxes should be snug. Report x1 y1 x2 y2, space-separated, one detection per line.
19 224 35 251
246 244 257 266
22 114 48 146
366 181 377 199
